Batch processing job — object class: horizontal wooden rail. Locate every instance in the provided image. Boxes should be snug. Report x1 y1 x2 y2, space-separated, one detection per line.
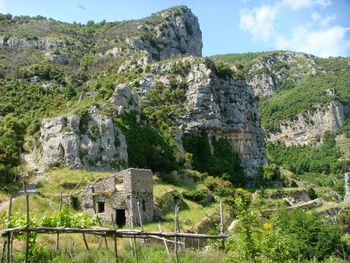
0 226 228 239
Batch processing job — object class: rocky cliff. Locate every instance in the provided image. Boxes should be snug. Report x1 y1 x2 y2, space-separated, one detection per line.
29 56 266 177
1 6 266 178
134 56 266 177
268 101 347 146
245 52 317 97
213 51 350 146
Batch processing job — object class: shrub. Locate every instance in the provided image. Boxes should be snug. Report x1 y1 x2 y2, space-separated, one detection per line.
183 189 213 205
183 133 244 185
226 209 345 262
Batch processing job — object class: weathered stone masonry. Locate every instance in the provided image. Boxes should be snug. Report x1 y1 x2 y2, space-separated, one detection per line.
79 168 154 227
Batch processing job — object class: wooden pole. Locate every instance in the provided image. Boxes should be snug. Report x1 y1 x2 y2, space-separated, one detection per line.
129 197 138 262
174 205 179 263
7 197 12 263
56 192 63 252
82 234 89 251
137 202 143 232
6 234 10 263
158 224 171 260
220 201 225 250
111 214 118 263
91 187 108 248
1 240 7 263
24 194 29 263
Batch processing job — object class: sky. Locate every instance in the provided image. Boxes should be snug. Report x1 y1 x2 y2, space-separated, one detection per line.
0 0 349 57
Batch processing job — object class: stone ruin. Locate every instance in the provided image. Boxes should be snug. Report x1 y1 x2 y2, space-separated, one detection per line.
78 168 154 227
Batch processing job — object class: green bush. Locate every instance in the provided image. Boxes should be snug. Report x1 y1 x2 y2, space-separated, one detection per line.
183 189 213 205
226 209 345 262
116 114 177 172
183 133 244 185
266 135 343 175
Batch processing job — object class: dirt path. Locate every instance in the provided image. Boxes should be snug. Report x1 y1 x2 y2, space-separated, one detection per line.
0 173 45 213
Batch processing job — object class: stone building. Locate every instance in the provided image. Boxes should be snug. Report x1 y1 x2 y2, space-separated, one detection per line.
79 168 154 227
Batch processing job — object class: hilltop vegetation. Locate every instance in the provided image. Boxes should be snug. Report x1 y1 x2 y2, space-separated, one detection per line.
213 51 350 132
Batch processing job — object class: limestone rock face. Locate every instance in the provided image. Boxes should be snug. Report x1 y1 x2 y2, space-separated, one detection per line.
99 6 202 62
245 51 317 97
0 36 83 51
154 6 202 59
135 57 266 178
344 173 350 206
109 84 140 116
45 52 69 64
268 101 347 146
34 111 128 169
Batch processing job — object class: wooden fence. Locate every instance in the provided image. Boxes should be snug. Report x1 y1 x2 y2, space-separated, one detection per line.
0 185 227 263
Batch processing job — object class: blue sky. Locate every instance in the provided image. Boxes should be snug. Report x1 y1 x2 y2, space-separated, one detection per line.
1 0 349 57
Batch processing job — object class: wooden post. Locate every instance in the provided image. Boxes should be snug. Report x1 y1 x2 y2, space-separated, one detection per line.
56 192 63 252
1 240 7 263
158 224 171 259
82 234 89 251
6 234 10 263
24 194 29 263
220 201 225 250
137 202 143 232
174 205 179 263
129 197 138 262
91 187 108 248
7 197 12 263
297 255 300 263
23 181 27 195
111 214 118 263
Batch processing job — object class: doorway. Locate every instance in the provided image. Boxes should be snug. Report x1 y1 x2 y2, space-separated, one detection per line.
115 209 126 227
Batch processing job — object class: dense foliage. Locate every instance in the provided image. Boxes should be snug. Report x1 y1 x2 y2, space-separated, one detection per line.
266 135 344 175
226 209 345 262
258 68 350 131
183 133 244 185
116 114 178 172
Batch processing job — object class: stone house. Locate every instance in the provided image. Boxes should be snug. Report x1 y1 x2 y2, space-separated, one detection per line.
79 168 154 227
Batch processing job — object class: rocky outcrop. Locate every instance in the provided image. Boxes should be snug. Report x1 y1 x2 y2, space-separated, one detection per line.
45 52 69 64
344 172 350 206
0 36 83 50
109 84 140 116
31 110 128 170
246 51 317 97
135 56 266 177
268 101 347 146
99 6 202 62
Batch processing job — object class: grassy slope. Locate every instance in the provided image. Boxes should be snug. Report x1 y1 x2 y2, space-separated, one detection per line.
23 168 220 233
336 134 350 160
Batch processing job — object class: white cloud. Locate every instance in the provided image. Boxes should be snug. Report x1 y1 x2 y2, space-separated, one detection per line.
311 12 335 27
276 25 350 57
240 5 278 42
281 0 332 10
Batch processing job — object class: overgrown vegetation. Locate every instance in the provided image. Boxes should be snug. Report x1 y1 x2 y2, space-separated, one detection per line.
266 134 347 195
226 209 346 262
183 132 244 185
115 114 178 172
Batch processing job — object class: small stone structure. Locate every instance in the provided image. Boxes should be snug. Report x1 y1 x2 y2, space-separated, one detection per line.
79 168 154 227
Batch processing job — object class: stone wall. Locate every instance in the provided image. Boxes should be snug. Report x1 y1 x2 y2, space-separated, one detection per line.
79 168 153 227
